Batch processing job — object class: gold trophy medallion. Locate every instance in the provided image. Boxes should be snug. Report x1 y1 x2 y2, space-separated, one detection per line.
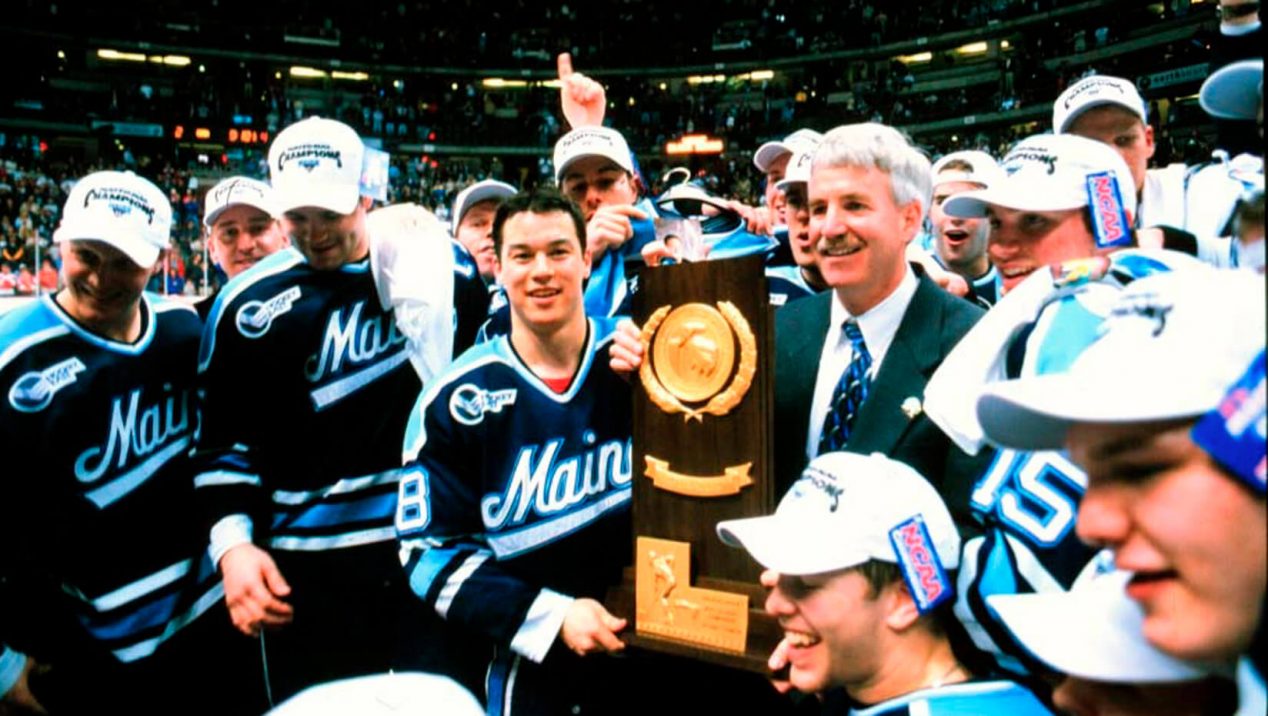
639 301 756 422
652 303 736 403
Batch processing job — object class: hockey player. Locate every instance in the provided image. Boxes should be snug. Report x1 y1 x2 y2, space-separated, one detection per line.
764 141 829 306
398 188 634 715
194 117 464 701
0 170 260 713
923 133 1208 681
198 175 289 319
450 178 517 284
717 452 1053 714
977 268 1265 712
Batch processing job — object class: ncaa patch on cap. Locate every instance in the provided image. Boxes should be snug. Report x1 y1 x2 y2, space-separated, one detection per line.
888 515 953 613
1192 350 1267 494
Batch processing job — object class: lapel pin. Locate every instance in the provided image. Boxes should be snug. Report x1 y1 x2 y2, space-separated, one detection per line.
901 397 923 420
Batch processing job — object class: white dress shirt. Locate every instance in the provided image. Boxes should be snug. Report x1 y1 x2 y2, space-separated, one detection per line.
805 266 919 461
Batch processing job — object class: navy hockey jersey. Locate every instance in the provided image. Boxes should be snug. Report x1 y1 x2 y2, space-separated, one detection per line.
0 294 221 664
953 250 1204 676
398 318 633 710
195 248 421 552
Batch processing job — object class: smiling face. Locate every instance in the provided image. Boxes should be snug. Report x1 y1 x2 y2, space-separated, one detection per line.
931 180 990 278
281 200 370 270
58 239 157 336
763 568 890 694
1069 419 1267 663
809 163 921 314
496 209 591 337
208 205 288 278
986 205 1096 294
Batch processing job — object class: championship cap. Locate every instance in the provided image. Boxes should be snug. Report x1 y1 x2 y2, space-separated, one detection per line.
203 176 276 229
718 452 959 612
1200 59 1264 121
943 134 1137 248
977 268 1267 470
989 566 1218 683
553 126 634 184
450 179 517 235
773 134 824 192
269 117 366 216
1053 75 1148 134
53 170 171 268
754 128 824 173
931 150 1006 190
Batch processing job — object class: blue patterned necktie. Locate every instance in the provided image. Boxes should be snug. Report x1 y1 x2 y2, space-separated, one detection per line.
818 319 872 454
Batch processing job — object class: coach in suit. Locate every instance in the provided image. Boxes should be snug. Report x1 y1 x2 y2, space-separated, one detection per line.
773 123 990 533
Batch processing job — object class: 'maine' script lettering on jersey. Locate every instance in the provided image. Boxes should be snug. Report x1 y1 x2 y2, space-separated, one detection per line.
74 385 195 483
481 436 632 530
305 300 407 383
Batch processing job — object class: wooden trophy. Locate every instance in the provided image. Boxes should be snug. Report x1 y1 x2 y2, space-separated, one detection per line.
605 253 780 672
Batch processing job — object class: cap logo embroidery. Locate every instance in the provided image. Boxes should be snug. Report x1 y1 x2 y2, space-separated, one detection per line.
1110 291 1173 337
213 178 264 203
800 465 843 512
1064 78 1129 108
888 515 952 613
1005 150 1057 175
83 187 156 224
277 143 343 172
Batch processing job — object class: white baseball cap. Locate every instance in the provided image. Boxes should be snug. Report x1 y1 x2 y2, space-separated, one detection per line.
989 567 1217 683
773 137 823 192
553 126 634 184
1200 59 1264 121
931 150 1006 190
53 170 171 268
943 134 1137 220
977 267 1267 451
718 452 960 605
753 128 823 173
450 179 517 235
203 176 276 228
1053 75 1148 134
268 117 366 216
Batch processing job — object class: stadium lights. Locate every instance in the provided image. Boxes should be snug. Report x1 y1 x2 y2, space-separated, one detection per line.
667 134 724 155
896 52 933 64
748 70 775 81
687 74 727 84
147 54 191 66
332 70 370 81
956 42 989 54
97 49 147 62
290 66 329 79
483 78 528 88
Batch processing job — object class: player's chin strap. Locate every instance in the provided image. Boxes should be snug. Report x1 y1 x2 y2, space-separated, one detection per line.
366 203 456 384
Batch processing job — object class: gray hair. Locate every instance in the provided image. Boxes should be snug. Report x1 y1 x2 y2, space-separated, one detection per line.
811 123 933 222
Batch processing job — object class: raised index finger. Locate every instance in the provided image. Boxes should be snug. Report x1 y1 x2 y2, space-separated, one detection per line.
557 53 574 80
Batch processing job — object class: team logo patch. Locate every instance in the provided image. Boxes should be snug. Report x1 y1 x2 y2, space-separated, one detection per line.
1050 255 1111 288
888 515 952 613
1192 350 1267 494
449 384 517 425
1109 289 1174 337
8 357 87 413
236 286 302 338
1085 171 1132 249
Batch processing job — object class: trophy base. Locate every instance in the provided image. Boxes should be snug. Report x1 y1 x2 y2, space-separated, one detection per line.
605 568 783 674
